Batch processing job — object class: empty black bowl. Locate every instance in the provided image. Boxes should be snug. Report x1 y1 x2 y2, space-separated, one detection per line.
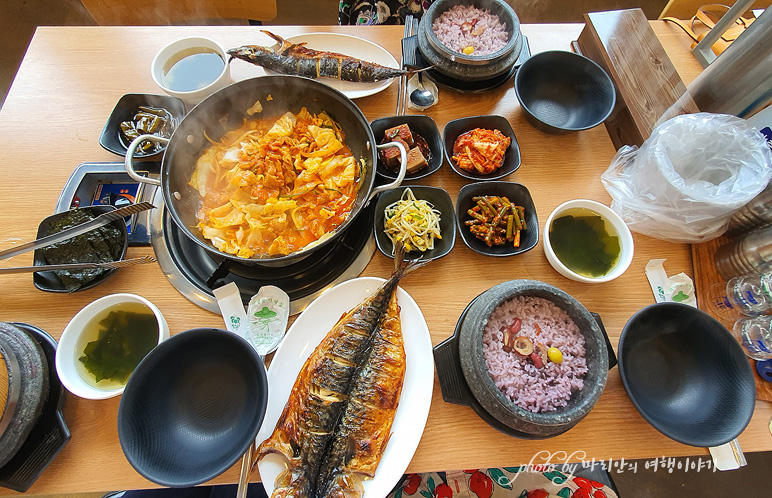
514 51 615 134
456 181 537 257
374 186 455 261
33 205 128 293
100 93 185 159
618 303 755 447
443 115 520 180
370 115 444 181
118 328 268 487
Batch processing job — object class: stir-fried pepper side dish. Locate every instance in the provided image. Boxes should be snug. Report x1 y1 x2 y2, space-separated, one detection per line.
384 188 442 253
452 128 510 175
465 195 526 247
120 106 177 155
189 108 361 258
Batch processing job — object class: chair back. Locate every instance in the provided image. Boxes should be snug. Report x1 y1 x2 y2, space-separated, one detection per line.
81 0 277 25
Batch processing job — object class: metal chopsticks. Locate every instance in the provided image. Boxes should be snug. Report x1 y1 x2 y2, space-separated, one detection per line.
397 15 415 116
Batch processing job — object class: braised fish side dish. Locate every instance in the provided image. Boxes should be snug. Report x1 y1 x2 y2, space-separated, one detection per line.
189 107 361 258
228 30 419 83
256 243 423 498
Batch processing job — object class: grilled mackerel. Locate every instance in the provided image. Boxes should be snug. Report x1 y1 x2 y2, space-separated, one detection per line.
256 243 423 498
228 30 419 83
316 288 405 498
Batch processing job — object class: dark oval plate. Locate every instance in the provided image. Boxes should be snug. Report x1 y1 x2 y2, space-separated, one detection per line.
455 181 537 257
374 186 455 261
99 93 186 159
443 115 520 181
370 115 444 181
33 205 128 293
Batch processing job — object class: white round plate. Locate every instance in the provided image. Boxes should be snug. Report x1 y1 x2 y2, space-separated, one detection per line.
266 33 399 99
256 277 434 498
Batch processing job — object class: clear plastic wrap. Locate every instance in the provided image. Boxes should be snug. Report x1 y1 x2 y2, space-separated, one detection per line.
601 113 772 243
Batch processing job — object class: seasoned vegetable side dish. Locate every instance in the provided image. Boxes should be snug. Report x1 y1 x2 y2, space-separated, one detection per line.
256 244 425 498
452 127 510 175
189 107 361 258
483 296 587 413
465 195 526 247
119 105 177 154
384 188 442 253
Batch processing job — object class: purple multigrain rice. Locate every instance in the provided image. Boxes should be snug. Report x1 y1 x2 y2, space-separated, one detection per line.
432 5 509 55
482 296 587 413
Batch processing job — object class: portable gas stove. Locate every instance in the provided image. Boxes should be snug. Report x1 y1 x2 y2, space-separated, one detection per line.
57 162 375 315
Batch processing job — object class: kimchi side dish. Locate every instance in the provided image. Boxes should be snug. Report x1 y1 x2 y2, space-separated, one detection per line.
189 107 362 258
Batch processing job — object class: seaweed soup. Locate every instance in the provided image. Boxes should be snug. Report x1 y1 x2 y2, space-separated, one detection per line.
75 302 159 389
549 207 620 278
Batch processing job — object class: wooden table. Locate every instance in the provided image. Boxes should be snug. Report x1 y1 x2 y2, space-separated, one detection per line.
0 23 769 496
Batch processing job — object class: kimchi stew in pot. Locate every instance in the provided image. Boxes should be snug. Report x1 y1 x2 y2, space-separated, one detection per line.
188 108 362 258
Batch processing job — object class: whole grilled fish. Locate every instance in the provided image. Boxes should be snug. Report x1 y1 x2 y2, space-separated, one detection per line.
228 30 422 83
255 242 424 498
315 288 405 498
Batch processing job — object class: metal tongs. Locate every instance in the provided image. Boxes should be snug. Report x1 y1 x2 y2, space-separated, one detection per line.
0 202 155 260
0 256 157 274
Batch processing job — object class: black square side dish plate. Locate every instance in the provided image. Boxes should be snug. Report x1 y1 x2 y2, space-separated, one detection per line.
374 186 455 261
443 115 520 181
370 115 444 181
456 181 538 257
99 93 185 159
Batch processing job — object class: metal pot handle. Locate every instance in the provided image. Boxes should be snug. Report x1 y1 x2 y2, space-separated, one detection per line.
125 134 169 186
369 141 408 201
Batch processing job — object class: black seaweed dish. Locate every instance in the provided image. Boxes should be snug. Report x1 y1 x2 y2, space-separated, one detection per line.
33 205 128 293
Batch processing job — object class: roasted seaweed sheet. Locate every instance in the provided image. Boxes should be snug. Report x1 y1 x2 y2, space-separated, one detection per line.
42 210 123 292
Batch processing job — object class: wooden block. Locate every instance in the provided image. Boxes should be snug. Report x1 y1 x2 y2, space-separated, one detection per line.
575 9 700 149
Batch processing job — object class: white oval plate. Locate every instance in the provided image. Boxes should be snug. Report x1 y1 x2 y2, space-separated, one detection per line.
256 277 434 498
266 33 399 99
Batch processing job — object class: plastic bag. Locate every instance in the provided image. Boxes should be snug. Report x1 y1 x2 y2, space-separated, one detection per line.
601 113 772 243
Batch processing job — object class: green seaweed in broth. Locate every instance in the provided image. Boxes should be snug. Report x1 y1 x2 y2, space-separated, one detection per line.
549 207 620 278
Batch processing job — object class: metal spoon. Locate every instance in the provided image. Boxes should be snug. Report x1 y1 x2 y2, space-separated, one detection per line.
410 72 436 108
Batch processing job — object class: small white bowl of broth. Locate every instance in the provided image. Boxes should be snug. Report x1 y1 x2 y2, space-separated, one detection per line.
55 294 169 399
151 37 231 106
543 199 634 283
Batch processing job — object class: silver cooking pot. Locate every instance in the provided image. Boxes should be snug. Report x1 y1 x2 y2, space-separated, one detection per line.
125 75 406 266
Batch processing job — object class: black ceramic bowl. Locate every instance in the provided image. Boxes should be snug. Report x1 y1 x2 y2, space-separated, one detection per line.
514 51 615 134
370 115 444 181
33 205 128 293
374 186 455 261
118 328 268 487
418 0 522 82
453 280 609 437
618 303 756 447
456 181 537 257
99 93 186 159
444 115 520 180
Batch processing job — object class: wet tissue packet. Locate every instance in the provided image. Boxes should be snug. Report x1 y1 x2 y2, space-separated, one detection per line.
644 259 696 307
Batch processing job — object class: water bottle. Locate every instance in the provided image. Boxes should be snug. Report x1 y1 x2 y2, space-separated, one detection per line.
732 316 772 360
708 271 772 319
714 225 772 280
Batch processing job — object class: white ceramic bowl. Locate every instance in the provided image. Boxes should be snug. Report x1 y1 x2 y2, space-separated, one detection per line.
543 199 634 283
55 293 169 399
151 37 231 107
